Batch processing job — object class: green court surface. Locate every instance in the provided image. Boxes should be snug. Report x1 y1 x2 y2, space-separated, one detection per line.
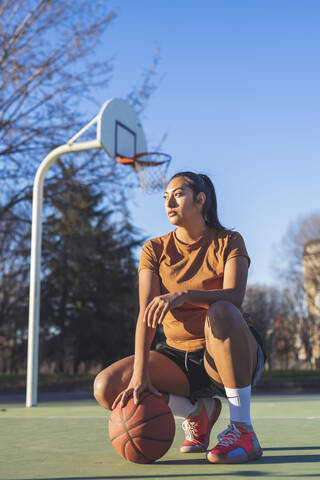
1 394 319 480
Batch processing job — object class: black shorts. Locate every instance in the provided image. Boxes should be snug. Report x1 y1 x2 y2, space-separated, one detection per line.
154 342 225 402
154 331 266 403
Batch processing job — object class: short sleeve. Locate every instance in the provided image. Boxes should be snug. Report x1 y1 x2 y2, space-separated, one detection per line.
138 240 159 274
225 232 251 267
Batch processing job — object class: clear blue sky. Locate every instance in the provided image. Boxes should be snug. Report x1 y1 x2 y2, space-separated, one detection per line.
91 0 320 286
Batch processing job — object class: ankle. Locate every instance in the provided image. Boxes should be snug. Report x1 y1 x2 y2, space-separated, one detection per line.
168 394 197 418
225 385 251 424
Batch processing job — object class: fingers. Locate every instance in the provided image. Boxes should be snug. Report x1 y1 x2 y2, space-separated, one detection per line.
111 391 123 410
111 389 133 410
143 292 185 327
144 299 158 327
151 303 163 328
156 305 168 326
133 388 140 405
111 385 162 410
120 389 133 407
144 297 168 328
111 387 141 410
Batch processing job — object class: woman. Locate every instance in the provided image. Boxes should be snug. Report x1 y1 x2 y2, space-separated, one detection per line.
94 171 265 464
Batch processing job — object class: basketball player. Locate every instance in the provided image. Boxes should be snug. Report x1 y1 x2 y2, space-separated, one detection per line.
94 171 265 464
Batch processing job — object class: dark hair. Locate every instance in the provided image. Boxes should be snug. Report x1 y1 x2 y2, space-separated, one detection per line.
169 171 225 230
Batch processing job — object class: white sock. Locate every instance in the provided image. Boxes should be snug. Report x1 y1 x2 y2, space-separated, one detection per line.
224 385 252 425
168 394 198 418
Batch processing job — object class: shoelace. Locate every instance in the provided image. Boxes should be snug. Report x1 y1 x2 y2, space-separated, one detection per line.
217 424 241 446
182 420 198 441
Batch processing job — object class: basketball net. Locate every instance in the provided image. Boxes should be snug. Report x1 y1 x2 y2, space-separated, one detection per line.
116 152 171 193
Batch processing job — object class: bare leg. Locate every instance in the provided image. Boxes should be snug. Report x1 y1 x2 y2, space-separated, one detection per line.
203 301 258 389
93 350 190 410
204 303 263 464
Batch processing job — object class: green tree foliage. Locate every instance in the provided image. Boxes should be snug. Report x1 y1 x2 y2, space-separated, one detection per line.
0 212 29 373
40 168 143 374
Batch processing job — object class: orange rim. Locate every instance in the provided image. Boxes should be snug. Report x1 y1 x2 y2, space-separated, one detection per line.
115 155 135 165
116 152 171 167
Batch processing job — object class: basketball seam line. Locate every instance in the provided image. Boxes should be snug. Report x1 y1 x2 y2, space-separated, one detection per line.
109 411 172 442
120 403 153 463
122 391 153 423
126 435 173 442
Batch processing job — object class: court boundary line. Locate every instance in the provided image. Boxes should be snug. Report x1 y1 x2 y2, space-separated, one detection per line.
1 415 320 419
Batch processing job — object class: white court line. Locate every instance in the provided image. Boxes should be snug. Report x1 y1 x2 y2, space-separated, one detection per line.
0 416 105 419
252 416 320 420
175 415 320 420
1 415 320 419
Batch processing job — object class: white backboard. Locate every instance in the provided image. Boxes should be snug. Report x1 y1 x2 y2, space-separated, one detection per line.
97 98 147 158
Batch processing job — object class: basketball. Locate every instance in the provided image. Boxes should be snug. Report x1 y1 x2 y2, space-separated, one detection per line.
108 391 175 463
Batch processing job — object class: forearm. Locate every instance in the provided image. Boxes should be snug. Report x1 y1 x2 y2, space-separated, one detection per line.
133 313 156 376
184 288 244 308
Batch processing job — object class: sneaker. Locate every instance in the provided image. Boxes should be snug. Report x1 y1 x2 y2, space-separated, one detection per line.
207 422 263 464
180 397 222 453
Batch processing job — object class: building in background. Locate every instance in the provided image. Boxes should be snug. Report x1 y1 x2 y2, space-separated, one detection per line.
302 239 320 368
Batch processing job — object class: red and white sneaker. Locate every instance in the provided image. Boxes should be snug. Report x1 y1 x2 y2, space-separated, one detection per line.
207 422 263 464
180 397 222 453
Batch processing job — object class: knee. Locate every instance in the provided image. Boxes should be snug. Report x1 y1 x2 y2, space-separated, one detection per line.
93 368 118 410
205 301 242 340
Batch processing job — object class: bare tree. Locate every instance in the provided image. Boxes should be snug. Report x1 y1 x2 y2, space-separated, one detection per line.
0 0 162 265
0 1 162 216
242 284 291 369
0 1 163 373
277 211 320 285
273 314 297 370
1 1 114 201
275 212 320 368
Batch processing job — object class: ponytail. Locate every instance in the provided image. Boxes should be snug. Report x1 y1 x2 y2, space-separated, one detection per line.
169 171 225 230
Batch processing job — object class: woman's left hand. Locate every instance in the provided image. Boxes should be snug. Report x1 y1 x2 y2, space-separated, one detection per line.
143 291 187 328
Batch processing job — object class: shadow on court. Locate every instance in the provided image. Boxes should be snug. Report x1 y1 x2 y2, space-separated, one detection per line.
264 446 320 451
9 475 271 480
13 474 320 480
3 394 320 480
259 455 320 464
158 454 320 466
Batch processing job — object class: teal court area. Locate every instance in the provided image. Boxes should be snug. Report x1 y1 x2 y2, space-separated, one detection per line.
1 394 320 480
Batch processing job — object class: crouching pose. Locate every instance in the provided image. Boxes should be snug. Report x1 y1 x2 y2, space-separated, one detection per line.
94 171 265 464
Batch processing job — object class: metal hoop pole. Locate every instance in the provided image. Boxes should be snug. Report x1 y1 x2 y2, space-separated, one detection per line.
26 140 101 407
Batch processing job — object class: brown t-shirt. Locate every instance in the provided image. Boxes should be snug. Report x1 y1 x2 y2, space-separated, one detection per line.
138 229 250 351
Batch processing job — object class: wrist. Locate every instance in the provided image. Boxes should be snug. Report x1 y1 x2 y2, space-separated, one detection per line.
131 369 145 383
133 360 149 377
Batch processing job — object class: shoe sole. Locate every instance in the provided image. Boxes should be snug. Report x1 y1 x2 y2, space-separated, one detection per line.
180 399 222 454
180 444 208 453
207 447 263 464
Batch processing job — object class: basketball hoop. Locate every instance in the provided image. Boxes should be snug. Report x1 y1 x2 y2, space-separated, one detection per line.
26 97 173 407
116 152 171 192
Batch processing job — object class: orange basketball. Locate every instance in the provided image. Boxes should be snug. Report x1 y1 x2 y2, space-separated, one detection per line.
108 391 175 463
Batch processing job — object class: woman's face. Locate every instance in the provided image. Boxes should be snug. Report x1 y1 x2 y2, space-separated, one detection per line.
164 176 204 226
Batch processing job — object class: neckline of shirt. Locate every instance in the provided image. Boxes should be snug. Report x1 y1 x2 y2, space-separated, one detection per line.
173 229 212 250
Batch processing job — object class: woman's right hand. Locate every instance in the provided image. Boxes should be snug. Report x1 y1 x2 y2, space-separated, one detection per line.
111 373 162 410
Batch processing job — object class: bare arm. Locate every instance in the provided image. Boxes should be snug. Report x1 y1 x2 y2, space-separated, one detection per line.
133 269 162 377
112 268 162 407
144 256 249 327
185 256 249 308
